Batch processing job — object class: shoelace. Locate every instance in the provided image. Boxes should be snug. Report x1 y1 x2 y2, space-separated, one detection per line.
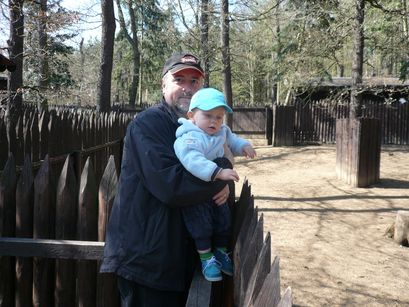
203 256 221 271
217 250 231 262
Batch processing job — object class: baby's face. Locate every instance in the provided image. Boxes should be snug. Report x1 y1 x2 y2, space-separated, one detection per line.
189 107 225 135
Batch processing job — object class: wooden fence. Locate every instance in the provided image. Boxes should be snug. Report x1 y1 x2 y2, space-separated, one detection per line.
1 149 292 306
0 107 134 178
0 153 120 306
230 100 409 146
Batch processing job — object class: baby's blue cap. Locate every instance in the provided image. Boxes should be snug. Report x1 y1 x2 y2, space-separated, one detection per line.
189 88 233 113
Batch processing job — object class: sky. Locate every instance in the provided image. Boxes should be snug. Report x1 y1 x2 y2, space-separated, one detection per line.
61 0 103 47
0 0 102 50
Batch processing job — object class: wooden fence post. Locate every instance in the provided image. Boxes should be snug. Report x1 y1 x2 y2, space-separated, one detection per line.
265 107 273 145
242 231 271 307
39 110 49 161
15 155 34 307
33 156 55 307
14 115 24 166
272 105 295 146
77 157 98 307
55 155 78 306
0 154 17 306
30 112 39 163
253 255 282 307
238 213 264 307
336 118 381 187
97 155 120 307
0 114 8 170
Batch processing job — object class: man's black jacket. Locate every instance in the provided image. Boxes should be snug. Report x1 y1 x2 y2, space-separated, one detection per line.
100 100 227 291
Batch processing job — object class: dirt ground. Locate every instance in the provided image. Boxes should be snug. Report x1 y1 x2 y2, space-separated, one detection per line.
233 144 409 307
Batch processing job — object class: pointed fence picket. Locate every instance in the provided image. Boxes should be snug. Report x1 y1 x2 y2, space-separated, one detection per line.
15 156 34 307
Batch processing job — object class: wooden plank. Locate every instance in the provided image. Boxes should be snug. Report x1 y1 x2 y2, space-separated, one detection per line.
233 203 257 305
39 110 49 160
277 286 293 307
14 115 24 165
30 112 39 162
33 155 55 306
48 110 58 157
23 114 32 161
242 231 271 307
231 180 251 246
265 107 273 145
15 155 34 307
0 114 8 170
0 154 17 306
55 155 78 306
185 268 212 307
253 255 281 307
98 155 118 241
77 157 98 307
238 213 264 306
357 118 368 187
0 237 104 259
96 154 119 307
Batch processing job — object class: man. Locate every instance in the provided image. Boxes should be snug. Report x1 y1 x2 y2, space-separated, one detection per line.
100 52 231 306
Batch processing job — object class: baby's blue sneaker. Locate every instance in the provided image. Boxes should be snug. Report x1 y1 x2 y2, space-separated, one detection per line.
214 249 233 276
201 256 222 282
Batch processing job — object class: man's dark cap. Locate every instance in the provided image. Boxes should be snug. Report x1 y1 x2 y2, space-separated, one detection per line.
162 52 204 77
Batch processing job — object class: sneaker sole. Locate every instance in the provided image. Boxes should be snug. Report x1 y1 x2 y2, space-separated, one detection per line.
204 275 223 282
221 269 233 276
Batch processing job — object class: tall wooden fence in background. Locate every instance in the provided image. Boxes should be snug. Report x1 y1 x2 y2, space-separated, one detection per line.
0 107 134 178
231 100 409 146
293 100 409 145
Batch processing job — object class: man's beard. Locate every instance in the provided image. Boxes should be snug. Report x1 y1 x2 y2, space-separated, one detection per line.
173 96 191 118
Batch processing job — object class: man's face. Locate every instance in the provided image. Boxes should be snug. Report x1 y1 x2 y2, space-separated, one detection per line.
162 68 203 117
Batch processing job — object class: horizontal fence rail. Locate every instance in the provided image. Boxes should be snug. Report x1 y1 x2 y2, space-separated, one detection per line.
0 237 104 260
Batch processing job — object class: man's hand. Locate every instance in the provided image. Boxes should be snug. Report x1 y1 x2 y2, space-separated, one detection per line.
243 145 257 158
215 169 239 182
213 184 230 206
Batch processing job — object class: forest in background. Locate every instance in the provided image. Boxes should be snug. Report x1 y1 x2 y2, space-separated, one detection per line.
1 0 409 109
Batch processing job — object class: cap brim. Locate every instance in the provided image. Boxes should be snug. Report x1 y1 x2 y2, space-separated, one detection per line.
191 103 233 113
169 65 204 77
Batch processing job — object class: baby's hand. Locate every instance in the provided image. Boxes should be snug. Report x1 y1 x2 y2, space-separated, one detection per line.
243 145 257 158
216 168 240 182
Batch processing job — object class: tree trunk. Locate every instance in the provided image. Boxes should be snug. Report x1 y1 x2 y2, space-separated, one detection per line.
8 0 24 114
128 49 139 108
77 38 85 106
115 0 140 108
200 0 210 87
221 0 233 128
7 0 24 158
350 0 365 119
272 3 281 105
97 0 116 112
38 0 48 110
128 1 139 108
